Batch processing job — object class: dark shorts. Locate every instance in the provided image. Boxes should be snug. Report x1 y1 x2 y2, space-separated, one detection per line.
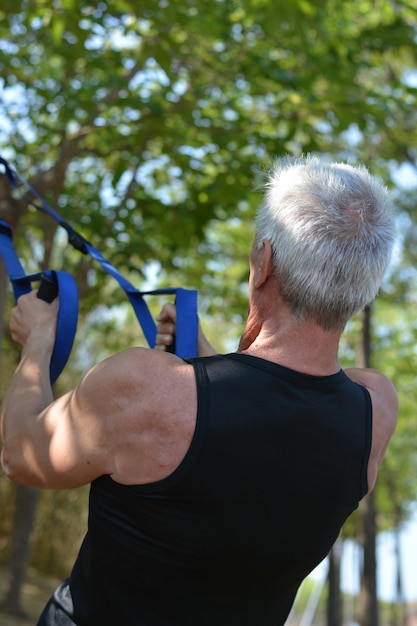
37 579 76 626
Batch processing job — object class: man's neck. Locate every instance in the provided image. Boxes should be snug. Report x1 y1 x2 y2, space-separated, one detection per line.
238 317 342 377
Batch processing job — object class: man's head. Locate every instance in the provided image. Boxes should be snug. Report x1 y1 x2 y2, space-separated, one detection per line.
255 155 395 330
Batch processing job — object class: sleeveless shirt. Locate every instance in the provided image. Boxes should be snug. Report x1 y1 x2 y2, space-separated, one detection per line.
37 353 372 626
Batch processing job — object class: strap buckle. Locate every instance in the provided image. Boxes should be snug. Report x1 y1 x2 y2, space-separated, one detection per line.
0 219 13 238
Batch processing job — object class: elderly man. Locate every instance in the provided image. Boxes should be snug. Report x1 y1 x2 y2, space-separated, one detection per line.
1 155 397 626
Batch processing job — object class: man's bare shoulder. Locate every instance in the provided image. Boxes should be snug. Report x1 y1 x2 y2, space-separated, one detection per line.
344 367 398 493
79 347 198 485
79 347 196 427
83 346 194 398
344 367 398 417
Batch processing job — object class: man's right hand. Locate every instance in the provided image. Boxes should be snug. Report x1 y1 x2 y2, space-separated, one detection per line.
155 303 177 352
155 303 217 357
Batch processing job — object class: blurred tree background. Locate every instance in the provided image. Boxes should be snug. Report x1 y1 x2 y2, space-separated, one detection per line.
1 0 417 624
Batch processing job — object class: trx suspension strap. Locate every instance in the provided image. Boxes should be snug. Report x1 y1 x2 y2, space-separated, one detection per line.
0 219 78 384
0 156 198 366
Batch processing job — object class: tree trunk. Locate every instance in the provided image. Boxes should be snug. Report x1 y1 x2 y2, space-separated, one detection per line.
356 305 379 626
4 485 40 615
358 490 379 626
327 539 343 626
389 522 407 626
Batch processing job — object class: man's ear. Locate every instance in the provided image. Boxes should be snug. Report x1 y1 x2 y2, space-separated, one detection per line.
254 240 273 288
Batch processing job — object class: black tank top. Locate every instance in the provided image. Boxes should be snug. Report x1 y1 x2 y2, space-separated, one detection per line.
40 353 372 626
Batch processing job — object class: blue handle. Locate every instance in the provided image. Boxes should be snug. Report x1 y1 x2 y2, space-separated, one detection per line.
0 221 78 383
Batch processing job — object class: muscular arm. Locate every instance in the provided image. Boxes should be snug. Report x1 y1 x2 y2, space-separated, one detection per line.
344 367 398 492
1 292 57 482
1 293 197 490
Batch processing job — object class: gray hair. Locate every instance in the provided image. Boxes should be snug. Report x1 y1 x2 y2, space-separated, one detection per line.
255 155 396 330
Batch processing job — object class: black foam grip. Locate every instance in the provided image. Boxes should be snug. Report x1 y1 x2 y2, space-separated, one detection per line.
166 334 176 354
37 274 58 303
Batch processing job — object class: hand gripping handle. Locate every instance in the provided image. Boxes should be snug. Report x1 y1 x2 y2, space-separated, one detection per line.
0 222 78 382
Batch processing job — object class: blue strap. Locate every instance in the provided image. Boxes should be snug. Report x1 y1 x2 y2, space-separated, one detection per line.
75 243 198 357
0 220 78 384
0 155 198 358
